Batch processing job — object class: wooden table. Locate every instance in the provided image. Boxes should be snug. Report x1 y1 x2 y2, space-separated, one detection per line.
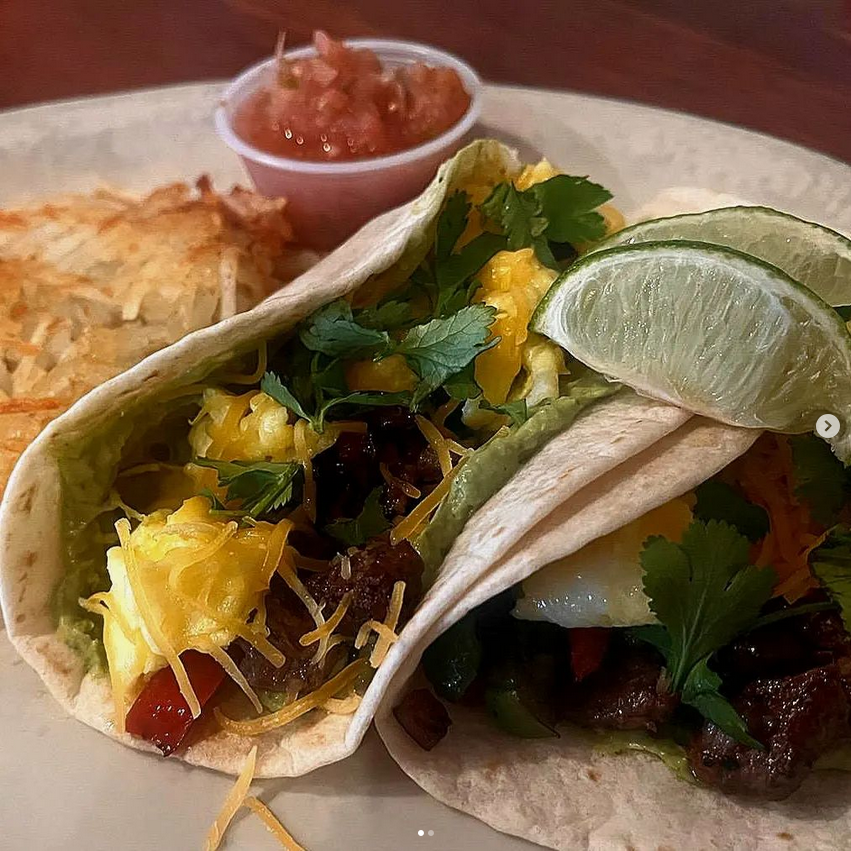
1 0 849 162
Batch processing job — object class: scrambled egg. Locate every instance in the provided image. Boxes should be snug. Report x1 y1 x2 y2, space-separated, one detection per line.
514 498 693 628
85 496 289 728
188 388 335 462
346 354 417 393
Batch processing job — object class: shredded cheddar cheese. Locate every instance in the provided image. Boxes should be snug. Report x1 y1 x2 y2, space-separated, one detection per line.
390 461 465 544
204 746 257 851
218 342 268 385
243 796 306 850
84 497 292 730
380 462 421 499
416 415 452 477
370 580 405 667
322 694 362 715
215 659 369 736
299 592 351 665
732 434 820 603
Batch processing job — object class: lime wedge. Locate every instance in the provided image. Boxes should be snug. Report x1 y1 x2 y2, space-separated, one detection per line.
591 207 851 307
531 241 851 461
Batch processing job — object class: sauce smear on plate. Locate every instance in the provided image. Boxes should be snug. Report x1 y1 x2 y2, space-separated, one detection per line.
234 32 471 162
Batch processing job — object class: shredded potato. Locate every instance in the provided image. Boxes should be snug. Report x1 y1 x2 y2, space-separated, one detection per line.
0 179 304 495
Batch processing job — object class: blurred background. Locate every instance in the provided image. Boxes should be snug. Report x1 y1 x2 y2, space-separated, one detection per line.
0 0 849 161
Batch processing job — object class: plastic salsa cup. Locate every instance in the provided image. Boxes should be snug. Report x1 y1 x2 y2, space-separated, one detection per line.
215 39 483 251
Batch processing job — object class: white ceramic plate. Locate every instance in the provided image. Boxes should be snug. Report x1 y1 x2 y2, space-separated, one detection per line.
1 82 849 851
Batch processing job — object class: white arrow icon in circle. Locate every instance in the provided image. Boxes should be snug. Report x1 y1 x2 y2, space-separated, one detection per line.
816 414 841 439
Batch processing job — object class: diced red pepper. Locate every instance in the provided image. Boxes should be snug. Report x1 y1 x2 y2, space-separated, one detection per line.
125 650 226 756
569 628 610 682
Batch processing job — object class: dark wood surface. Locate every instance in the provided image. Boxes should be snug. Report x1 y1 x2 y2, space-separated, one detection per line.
1 0 849 162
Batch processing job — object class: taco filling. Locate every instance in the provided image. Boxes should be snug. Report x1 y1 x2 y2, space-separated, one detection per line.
410 432 851 800
54 156 624 756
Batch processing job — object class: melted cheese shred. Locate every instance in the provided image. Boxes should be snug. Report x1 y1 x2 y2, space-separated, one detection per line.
415 415 452 477
204 746 257 851
299 593 351 665
380 462 421 499
218 341 268 385
87 499 294 731
390 461 465 545
353 581 406 668
215 658 369 736
243 797 306 850
117 518 199 718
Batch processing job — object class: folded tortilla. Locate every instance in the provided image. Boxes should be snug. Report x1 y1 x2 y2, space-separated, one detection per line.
376 188 851 848
378 420 851 850
0 140 695 777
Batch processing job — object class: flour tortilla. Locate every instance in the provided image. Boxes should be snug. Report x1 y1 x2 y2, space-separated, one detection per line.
377 420 851 851
0 140 695 778
375 190 851 849
377 424 851 851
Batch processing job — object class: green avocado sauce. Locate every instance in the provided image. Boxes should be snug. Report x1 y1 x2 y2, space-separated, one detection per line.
415 376 620 576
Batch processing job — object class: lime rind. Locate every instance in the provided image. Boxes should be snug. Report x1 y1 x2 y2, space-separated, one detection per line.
590 206 851 307
532 240 851 462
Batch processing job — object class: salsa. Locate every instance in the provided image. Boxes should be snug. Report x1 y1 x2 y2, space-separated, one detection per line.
233 32 472 162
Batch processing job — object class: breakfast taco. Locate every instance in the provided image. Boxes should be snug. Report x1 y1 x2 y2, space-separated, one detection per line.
1 140 696 777
378 203 851 848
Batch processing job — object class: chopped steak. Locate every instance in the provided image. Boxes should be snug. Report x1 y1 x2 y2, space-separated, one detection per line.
394 688 452 750
688 661 851 799
313 430 379 524
235 576 339 694
561 642 679 732
312 406 443 525
305 538 424 633
718 607 851 687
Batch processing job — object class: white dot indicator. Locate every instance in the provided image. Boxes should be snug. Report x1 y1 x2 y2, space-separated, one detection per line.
428 831 435 837
418 830 424 837
816 414 841 439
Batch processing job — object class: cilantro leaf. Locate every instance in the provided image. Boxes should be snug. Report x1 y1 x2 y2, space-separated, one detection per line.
435 231 508 295
809 526 851 633
480 183 545 252
299 300 390 357
790 434 850 526
642 520 776 690
356 300 412 330
528 175 612 245
325 487 391 547
315 391 412 430
480 398 530 427
693 479 770 542
639 519 776 747
395 304 499 405
193 458 302 519
260 371 311 421
443 362 482 401
478 175 613 270
681 659 763 749
435 191 472 260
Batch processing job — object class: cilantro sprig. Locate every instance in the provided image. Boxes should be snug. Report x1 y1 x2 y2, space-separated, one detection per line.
790 434 851 527
257 173 613 429
325 487 391 548
635 519 776 747
810 526 851 633
264 298 498 425
479 174 612 269
194 458 302 519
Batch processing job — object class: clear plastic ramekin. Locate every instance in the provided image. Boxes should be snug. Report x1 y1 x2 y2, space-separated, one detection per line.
215 39 483 250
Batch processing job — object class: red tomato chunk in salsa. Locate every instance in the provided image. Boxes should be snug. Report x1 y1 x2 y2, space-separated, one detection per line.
234 32 472 162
